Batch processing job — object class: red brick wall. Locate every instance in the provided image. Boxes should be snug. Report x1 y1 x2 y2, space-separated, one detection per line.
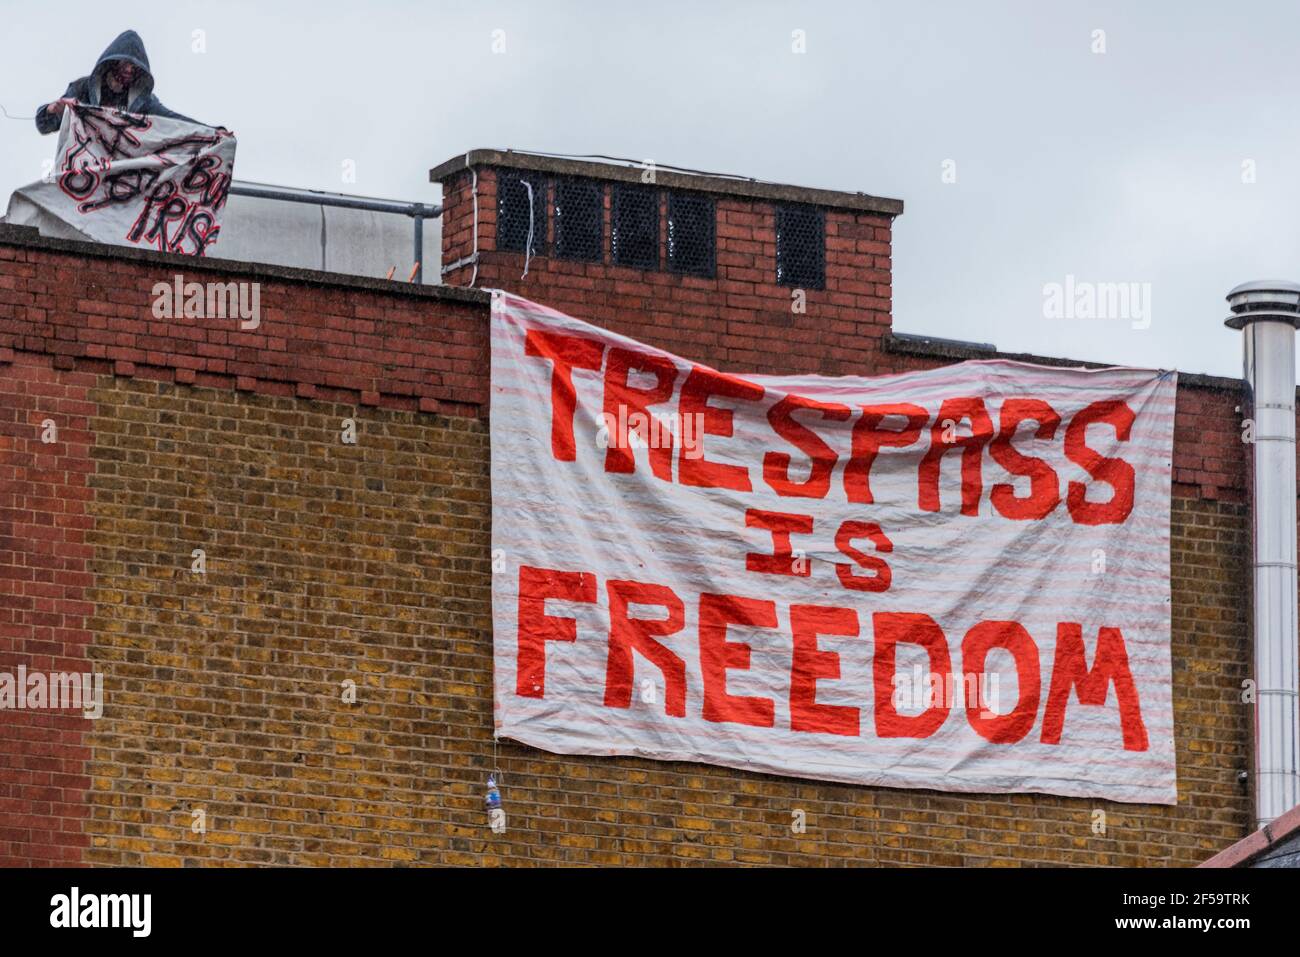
0 351 95 866
0 241 488 416
441 167 894 377
0 210 1266 865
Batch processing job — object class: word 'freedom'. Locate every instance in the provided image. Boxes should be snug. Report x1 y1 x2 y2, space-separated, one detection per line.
515 565 1150 750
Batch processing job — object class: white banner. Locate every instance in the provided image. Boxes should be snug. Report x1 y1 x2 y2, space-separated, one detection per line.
6 103 234 257
491 292 1178 805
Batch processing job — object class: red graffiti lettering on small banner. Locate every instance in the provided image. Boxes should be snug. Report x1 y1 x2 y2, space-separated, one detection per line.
21 103 236 257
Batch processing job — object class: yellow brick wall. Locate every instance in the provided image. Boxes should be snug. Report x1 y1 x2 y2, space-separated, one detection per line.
78 375 1254 866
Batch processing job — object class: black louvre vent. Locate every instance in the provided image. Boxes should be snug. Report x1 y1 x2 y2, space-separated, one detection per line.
775 204 825 289
666 192 715 278
497 169 545 256
554 177 604 262
611 183 659 270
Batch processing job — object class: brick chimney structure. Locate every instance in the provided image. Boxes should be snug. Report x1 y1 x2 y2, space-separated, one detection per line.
431 150 902 376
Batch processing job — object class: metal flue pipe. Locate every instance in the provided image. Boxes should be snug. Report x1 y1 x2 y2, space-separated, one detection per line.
1225 280 1300 827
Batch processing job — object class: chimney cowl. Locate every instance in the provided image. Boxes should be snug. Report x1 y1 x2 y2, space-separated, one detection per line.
1225 279 1300 329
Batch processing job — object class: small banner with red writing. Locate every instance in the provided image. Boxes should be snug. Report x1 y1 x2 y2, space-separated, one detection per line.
490 292 1177 805
6 102 233 256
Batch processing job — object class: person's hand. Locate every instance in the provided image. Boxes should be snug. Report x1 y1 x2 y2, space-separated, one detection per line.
45 99 66 117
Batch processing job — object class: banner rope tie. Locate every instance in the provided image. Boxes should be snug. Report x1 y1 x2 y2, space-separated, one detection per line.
521 179 535 279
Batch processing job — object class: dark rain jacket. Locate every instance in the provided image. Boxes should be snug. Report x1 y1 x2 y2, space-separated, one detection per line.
35 30 198 134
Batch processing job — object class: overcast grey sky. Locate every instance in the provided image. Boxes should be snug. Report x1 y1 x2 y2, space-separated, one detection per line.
3 0 1297 380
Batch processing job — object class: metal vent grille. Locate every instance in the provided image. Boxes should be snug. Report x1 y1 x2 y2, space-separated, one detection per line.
667 192 715 278
611 183 658 270
497 169 545 256
775 204 825 289
554 177 604 262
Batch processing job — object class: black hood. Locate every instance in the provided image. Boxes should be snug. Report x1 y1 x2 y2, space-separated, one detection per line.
90 30 155 105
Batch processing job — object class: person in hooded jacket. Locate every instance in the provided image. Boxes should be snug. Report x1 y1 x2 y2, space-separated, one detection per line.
35 29 201 134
